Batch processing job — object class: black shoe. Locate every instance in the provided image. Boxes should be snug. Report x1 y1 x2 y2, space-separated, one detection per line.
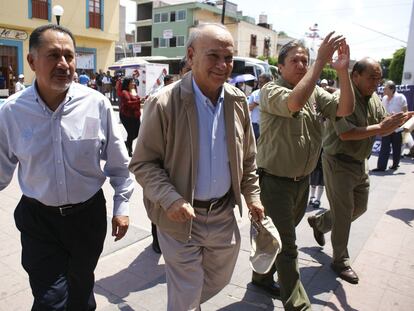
371 168 385 172
331 264 359 284
307 216 325 246
251 280 280 298
152 240 162 254
389 164 399 170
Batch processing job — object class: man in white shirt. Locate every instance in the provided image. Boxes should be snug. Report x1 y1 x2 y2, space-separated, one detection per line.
373 80 408 171
0 24 133 310
15 74 26 93
248 73 273 141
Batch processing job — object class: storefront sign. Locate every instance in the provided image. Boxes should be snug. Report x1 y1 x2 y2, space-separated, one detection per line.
0 28 28 40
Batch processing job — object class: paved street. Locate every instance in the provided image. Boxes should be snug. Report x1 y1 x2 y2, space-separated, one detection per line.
0 146 413 310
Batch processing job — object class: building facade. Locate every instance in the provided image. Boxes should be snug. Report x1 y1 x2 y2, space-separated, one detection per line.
0 0 120 97
132 0 278 59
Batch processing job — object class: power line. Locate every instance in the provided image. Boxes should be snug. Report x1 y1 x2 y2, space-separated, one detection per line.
353 23 407 44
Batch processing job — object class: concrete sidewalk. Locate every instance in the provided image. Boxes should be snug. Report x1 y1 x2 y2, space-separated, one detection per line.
0 155 413 310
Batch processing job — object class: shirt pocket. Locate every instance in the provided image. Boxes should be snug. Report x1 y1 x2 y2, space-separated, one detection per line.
65 138 102 172
290 113 304 136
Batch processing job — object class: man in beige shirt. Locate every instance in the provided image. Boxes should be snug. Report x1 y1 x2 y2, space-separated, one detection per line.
308 58 412 284
253 33 355 310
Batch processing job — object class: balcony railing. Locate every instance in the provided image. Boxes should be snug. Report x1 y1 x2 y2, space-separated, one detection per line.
250 46 258 58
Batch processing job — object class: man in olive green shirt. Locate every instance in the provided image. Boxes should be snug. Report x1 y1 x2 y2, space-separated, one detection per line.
252 33 355 310
308 58 412 284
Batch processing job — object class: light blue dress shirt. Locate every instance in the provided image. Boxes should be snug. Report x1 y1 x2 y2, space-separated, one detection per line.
0 82 134 216
192 79 231 200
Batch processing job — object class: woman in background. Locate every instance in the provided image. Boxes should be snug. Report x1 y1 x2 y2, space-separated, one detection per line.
119 77 141 157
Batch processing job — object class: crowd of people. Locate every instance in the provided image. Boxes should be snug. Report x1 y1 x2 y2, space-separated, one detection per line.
0 22 413 311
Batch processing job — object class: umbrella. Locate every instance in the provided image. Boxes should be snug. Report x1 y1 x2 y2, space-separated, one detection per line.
108 57 149 70
230 74 257 84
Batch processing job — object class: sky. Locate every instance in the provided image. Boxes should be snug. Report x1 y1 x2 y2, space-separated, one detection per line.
120 0 413 61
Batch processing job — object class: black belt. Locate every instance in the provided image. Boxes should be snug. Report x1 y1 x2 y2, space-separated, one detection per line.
193 191 231 210
22 189 103 216
257 168 307 182
333 153 364 165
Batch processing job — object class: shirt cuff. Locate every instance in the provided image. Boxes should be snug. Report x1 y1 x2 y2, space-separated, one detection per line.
113 200 129 216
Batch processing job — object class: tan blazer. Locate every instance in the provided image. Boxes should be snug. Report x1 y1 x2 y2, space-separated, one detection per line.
129 73 260 242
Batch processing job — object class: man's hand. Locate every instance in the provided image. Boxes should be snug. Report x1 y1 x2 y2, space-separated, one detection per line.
247 201 265 222
112 215 129 242
331 40 350 72
166 198 196 222
316 31 346 66
379 112 410 136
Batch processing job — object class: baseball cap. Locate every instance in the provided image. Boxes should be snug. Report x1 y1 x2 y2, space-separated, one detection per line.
18 74 24 79
320 79 328 85
249 216 282 274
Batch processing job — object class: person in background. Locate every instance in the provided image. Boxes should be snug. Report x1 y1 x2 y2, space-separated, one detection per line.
372 80 408 171
119 77 141 157
129 23 264 310
248 73 273 141
164 74 174 86
15 74 26 93
179 56 191 77
0 24 133 311
96 69 104 93
73 72 79 83
308 58 412 285
78 70 90 86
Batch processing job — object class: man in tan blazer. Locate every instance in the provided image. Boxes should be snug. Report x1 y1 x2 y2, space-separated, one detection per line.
129 23 264 310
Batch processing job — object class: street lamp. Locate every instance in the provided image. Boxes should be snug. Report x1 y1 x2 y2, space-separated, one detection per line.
52 5 64 25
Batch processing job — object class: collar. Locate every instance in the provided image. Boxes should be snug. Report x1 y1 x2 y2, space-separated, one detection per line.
276 76 294 90
192 77 224 108
33 79 74 111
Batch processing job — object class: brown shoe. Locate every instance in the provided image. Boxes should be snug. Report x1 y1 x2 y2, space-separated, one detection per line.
331 264 359 284
307 216 325 246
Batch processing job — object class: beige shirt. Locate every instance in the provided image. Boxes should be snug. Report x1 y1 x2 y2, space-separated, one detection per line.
323 84 387 161
257 78 338 178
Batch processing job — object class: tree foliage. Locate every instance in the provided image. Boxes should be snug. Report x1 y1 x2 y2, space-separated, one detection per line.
257 56 278 66
320 65 337 81
388 48 405 84
380 58 392 80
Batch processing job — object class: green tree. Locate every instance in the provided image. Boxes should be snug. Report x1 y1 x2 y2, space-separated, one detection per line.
388 48 405 84
278 31 288 37
380 58 391 80
257 56 278 66
320 65 337 81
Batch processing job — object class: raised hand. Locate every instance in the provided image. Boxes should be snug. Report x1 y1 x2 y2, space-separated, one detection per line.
316 31 346 66
331 40 350 72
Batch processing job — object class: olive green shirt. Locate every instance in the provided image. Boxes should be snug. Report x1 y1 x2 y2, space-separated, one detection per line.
257 78 339 178
323 84 387 161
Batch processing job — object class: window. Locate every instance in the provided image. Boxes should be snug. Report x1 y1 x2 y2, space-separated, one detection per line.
177 10 186 21
31 0 49 20
250 34 257 47
169 37 176 48
154 13 160 23
153 38 159 48
170 11 176 22
177 36 185 47
88 0 102 29
160 12 168 22
159 38 168 48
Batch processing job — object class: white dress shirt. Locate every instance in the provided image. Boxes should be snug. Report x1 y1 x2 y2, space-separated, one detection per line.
382 91 407 114
0 82 134 215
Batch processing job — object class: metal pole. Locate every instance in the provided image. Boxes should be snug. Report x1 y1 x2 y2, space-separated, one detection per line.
221 0 226 24
56 16 61 25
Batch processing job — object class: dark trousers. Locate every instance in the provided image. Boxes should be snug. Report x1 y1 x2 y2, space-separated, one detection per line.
252 123 260 142
120 114 141 154
252 174 311 310
377 132 402 169
14 190 107 311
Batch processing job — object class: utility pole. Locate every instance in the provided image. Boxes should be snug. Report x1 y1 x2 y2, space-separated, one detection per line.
221 0 226 24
